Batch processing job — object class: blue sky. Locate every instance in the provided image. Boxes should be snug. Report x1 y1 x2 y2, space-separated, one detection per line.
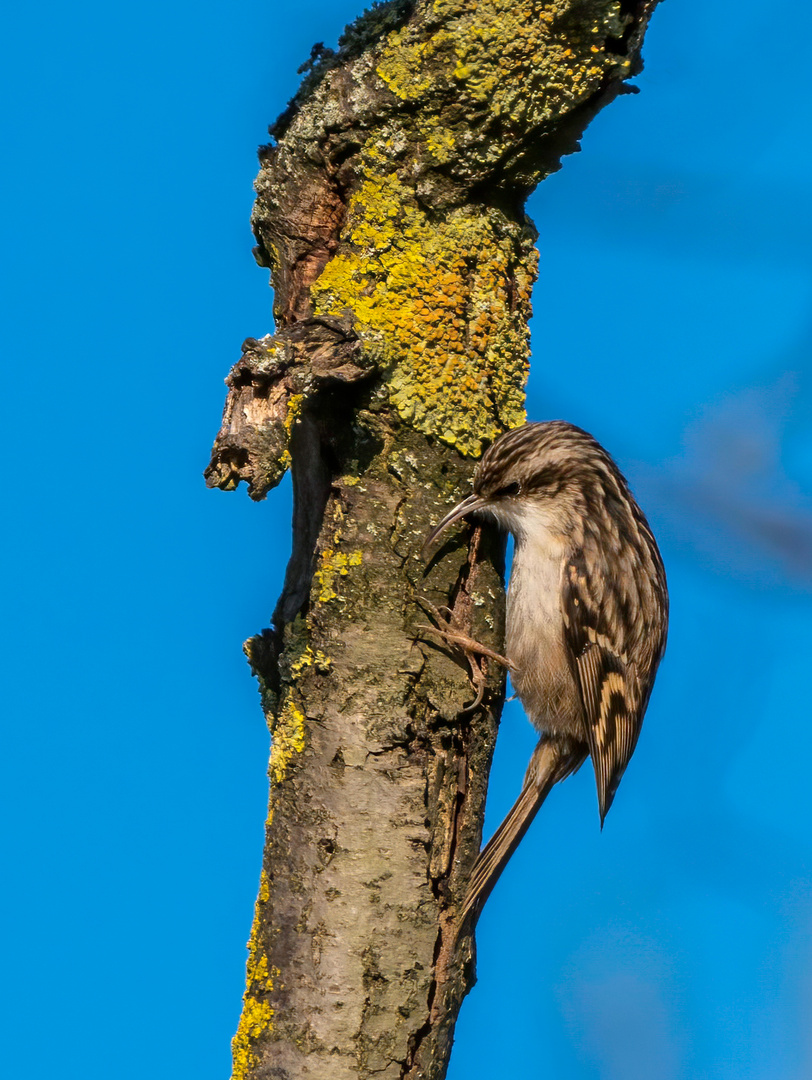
3 2 811 1077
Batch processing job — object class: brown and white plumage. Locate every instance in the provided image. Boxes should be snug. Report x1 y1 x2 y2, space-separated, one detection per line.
425 421 668 922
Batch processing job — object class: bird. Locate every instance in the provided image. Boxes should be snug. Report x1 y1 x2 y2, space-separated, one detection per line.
424 421 668 923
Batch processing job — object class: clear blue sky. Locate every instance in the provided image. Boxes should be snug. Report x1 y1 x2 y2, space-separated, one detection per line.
3 2 812 1077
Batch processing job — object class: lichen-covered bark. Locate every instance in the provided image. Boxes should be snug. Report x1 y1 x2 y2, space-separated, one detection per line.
231 427 505 1080
206 1 660 1077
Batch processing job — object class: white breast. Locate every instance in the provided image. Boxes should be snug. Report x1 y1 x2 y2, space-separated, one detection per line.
492 501 582 737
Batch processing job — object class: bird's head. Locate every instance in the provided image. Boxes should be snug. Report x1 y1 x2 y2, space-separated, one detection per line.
424 421 599 551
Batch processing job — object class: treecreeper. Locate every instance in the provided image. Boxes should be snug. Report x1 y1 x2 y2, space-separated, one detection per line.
425 420 669 924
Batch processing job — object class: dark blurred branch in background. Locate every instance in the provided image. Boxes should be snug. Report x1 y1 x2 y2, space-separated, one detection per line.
636 370 812 590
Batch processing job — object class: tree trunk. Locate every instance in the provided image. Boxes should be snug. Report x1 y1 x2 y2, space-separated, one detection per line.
205 1 660 1077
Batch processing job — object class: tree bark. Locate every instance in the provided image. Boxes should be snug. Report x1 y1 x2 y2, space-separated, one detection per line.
205 1 660 1077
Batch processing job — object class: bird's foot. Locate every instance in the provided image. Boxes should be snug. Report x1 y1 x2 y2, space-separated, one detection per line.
416 599 513 712
417 600 513 668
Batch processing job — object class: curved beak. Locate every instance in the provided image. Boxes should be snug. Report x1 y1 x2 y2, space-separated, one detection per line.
422 493 489 558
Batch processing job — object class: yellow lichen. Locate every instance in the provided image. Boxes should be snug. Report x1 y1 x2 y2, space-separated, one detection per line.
277 393 304 472
231 701 306 1073
289 644 333 679
268 699 307 786
324 0 635 455
284 393 304 439
232 995 274 1080
376 0 626 128
231 871 279 1080
374 25 439 99
311 157 531 456
258 868 270 904
424 125 457 163
313 548 364 603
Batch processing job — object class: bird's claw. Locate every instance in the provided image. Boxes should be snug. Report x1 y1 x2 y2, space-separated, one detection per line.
416 622 514 670
416 598 513 713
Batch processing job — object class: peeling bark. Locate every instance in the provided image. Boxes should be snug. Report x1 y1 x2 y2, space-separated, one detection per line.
206 1 660 1077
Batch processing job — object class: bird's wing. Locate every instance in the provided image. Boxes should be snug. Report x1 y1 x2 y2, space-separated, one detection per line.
561 552 642 824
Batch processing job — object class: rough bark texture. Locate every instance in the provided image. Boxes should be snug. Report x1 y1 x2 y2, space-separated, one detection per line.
205 1 660 1077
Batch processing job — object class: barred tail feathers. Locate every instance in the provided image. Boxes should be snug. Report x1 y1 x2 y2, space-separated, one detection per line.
459 738 586 925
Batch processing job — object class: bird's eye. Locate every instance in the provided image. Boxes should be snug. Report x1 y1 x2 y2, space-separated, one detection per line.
493 481 520 498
